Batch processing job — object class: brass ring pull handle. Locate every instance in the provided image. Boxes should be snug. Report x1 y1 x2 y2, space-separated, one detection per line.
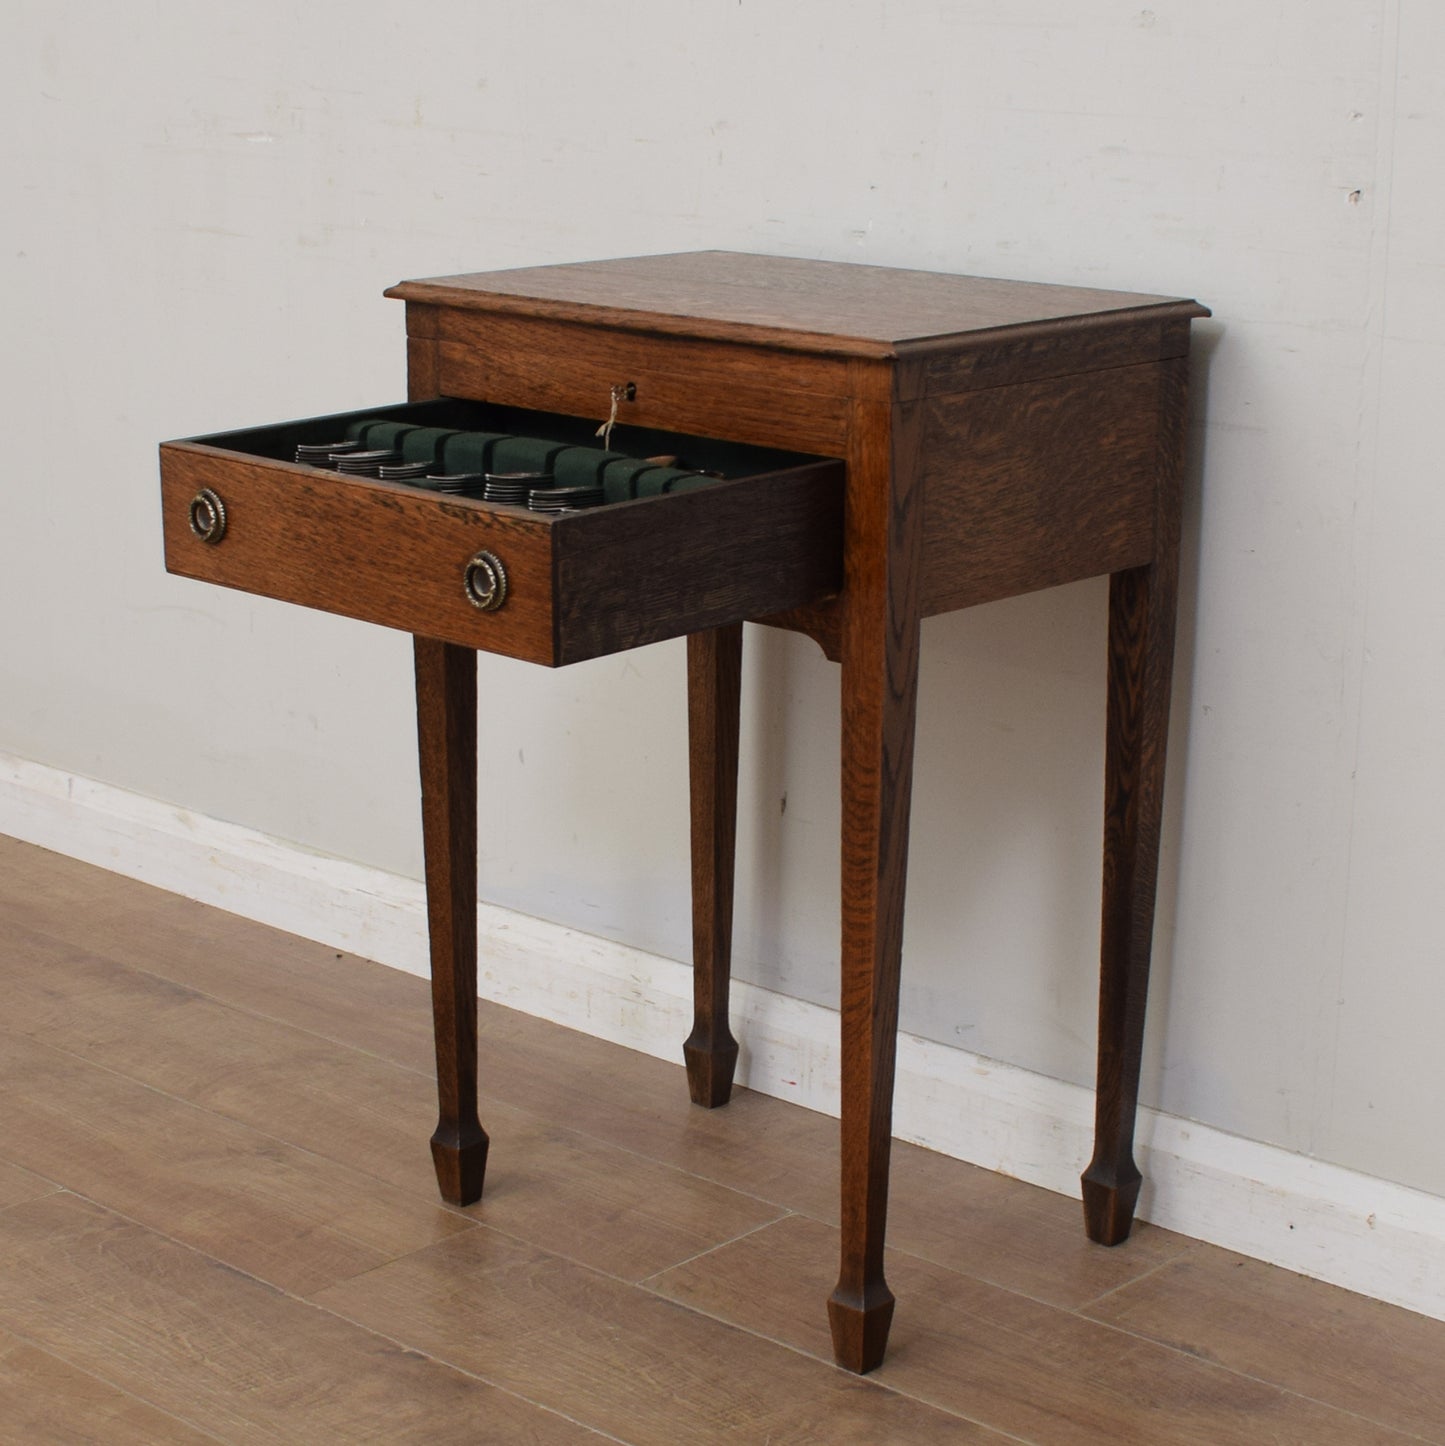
463 551 508 612
188 488 227 544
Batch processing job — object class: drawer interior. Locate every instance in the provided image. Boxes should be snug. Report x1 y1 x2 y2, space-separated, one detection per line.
189 397 832 493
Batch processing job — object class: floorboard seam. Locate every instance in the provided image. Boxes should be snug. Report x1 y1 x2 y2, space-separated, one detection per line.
627 1282 1035 1445
304 1219 1006 1443
1062 1312 1443 1445
486 1096 834 1200
0 1189 64 1221
289 1288 640 1445
0 1316 234 1444
6 914 446 1082
0 1029 484 1254
1068 1247 1195 1314
6 941 841 1234
0 1189 629 1445
635 1210 795 1286
6 842 1445 1442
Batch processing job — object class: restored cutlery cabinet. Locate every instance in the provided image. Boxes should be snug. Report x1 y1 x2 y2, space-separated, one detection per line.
160 251 1208 1371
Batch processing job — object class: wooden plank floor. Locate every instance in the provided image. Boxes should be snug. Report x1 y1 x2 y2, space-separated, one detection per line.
2 833 1442 1444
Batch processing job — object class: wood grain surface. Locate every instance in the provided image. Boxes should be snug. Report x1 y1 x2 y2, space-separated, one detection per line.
430 308 851 453
648 1214 1423 1446
1083 1249 1445 1443
1082 354 1188 1245
0 1024 470 1298
387 251 1207 358
160 431 843 667
5 840 1443 1445
0 915 782 1284
828 367 926 1371
903 314 1196 400
683 624 743 1108
0 1194 600 1444
415 637 488 1206
161 446 558 662
0 1160 58 1212
918 363 1160 615
314 1226 1001 1445
550 461 842 664
0 1330 219 1446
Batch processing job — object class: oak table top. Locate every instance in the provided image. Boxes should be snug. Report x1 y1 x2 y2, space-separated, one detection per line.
388 249 1205 357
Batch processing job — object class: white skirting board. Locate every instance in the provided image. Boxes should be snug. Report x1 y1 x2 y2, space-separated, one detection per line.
4 747 1444 1323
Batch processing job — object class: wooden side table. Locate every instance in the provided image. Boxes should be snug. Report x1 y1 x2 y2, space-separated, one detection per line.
161 251 1208 1374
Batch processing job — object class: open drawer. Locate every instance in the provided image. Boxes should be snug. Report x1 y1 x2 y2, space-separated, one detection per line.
160 398 844 666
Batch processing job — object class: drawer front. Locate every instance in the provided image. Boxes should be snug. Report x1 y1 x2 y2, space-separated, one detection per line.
160 401 843 667
416 308 854 456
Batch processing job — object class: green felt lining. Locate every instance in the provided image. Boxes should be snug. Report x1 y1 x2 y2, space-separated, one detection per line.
350 421 417 452
342 419 724 503
489 436 569 475
441 432 507 475
552 447 628 489
399 427 459 464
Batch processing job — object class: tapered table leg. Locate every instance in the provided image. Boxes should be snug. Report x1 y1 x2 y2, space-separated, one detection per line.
1082 356 1186 1244
828 612 921 1372
828 385 923 1374
683 624 743 1108
414 635 488 1206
